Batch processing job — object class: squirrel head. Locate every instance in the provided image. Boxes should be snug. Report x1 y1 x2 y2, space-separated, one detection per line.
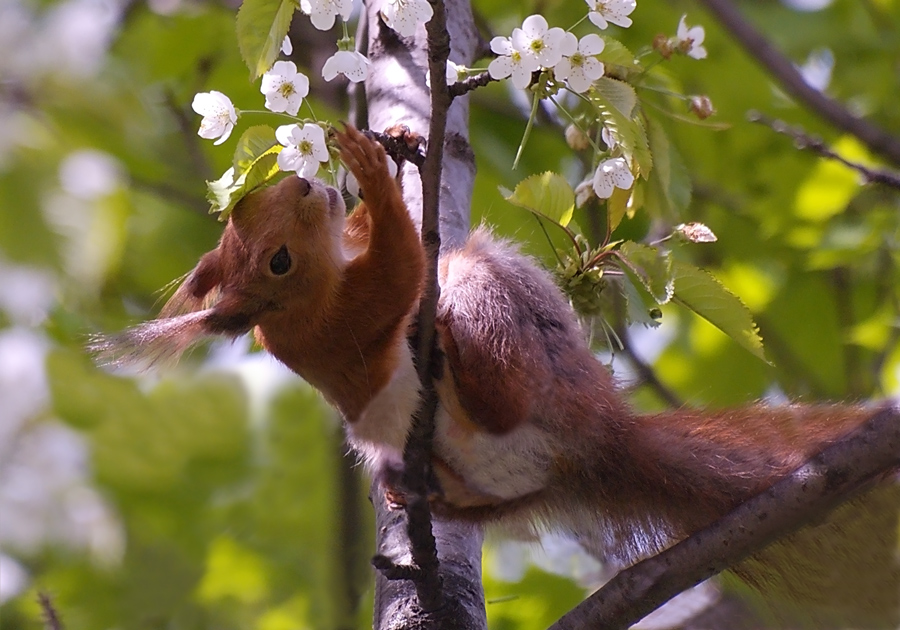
92 174 347 368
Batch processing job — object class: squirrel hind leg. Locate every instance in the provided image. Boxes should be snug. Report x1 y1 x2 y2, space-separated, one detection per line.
437 229 611 435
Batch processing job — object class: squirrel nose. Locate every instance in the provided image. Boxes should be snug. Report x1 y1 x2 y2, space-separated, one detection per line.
295 177 312 197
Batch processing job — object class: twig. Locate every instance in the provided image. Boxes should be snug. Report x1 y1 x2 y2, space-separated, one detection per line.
38 592 63 630
550 400 900 629
381 0 455 614
370 129 427 168
748 111 900 190
617 326 683 409
693 0 900 168
448 71 496 98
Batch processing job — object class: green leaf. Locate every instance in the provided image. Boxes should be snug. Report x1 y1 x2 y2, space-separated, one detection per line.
208 125 283 219
673 261 767 362
607 185 631 232
504 172 575 227
618 272 662 327
645 116 691 216
236 0 295 80
233 125 279 173
597 38 636 71
588 91 652 180
617 241 673 304
594 77 637 118
207 151 281 220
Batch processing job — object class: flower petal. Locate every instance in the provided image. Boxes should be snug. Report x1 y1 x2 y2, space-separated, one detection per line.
488 56 513 80
521 14 548 38
579 33 605 55
276 124 299 147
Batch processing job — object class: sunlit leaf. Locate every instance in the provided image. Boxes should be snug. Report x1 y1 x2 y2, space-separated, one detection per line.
596 38 636 72
617 241 673 304
589 91 652 180
672 261 767 362
645 116 691 215
233 125 279 173
594 77 637 118
236 0 295 80
504 172 575 227
208 146 282 221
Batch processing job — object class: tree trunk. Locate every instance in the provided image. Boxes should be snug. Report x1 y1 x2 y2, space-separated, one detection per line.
361 0 487 628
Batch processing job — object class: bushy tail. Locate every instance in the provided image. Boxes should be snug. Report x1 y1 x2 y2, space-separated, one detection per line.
620 403 899 625
632 404 876 536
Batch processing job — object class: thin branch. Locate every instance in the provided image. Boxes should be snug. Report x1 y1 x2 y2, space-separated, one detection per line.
550 401 900 629
748 112 900 189
448 70 496 98
694 0 900 168
38 592 63 630
370 129 427 168
617 326 683 408
386 0 456 612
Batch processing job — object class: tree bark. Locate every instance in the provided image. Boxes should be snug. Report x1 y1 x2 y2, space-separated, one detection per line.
362 1 486 628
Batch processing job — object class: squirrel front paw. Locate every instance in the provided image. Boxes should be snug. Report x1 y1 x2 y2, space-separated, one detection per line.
335 125 393 204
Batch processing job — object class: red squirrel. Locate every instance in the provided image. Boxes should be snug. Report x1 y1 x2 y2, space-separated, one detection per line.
94 125 877 566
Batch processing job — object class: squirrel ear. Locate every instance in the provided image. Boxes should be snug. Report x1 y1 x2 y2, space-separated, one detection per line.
161 249 224 318
187 249 223 298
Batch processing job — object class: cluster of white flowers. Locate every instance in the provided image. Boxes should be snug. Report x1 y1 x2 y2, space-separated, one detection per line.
188 0 444 180
188 34 347 178
486 3 626 97
488 15 607 94
187 0 706 195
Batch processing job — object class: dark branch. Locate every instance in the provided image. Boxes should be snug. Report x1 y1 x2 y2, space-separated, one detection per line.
748 111 900 190
694 0 900 167
370 129 427 168
617 326 683 409
550 400 900 629
377 0 456 615
448 70 496 98
38 592 63 630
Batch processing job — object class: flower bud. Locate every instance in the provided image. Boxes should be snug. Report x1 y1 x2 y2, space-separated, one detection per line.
653 34 674 59
565 124 590 151
689 95 715 119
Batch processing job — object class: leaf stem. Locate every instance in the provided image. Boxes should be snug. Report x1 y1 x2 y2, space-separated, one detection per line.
513 90 540 170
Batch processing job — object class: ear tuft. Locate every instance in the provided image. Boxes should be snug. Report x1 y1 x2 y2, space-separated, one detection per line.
89 311 212 370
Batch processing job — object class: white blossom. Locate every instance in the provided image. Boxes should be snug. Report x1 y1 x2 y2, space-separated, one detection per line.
381 0 433 37
675 15 707 60
281 35 293 55
511 14 570 69
585 0 636 29
191 91 237 145
425 60 463 88
555 33 605 93
601 126 617 149
260 61 309 116
300 0 353 31
591 157 634 199
322 49 370 83
276 123 329 178
488 36 540 90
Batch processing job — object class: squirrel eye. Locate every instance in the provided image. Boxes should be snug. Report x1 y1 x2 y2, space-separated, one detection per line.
269 245 292 276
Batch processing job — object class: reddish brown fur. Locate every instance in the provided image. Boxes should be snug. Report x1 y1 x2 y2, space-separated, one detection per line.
101 126 885 582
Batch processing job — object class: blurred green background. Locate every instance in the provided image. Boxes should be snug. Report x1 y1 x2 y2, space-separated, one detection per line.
3 0 900 628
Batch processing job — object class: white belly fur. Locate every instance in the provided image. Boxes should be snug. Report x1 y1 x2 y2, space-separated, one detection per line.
350 343 551 500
